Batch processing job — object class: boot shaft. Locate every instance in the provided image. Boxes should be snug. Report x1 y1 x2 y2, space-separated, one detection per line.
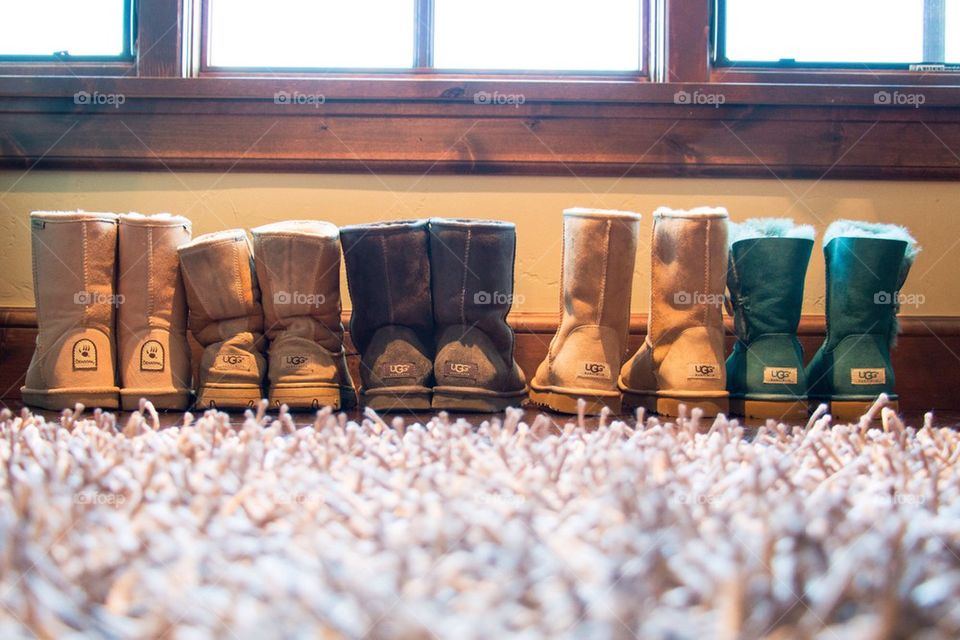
252 220 344 352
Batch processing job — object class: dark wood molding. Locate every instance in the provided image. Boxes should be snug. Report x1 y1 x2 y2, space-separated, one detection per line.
2 307 958 412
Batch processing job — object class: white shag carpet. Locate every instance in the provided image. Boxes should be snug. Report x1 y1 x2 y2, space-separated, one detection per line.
0 400 958 639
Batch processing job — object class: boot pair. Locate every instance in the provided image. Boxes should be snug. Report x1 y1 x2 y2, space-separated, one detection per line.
177 222 355 411
726 219 919 422
22 211 192 411
340 219 526 412
530 207 730 417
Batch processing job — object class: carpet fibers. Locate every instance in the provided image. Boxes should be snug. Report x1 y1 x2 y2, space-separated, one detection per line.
0 401 958 639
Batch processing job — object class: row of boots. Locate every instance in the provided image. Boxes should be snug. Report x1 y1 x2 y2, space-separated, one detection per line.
529 208 918 422
22 209 916 422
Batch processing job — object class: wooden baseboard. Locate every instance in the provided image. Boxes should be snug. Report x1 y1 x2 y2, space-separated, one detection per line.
2 307 958 412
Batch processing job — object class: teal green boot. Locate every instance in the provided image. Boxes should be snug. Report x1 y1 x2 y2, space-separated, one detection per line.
726 219 815 421
806 220 919 421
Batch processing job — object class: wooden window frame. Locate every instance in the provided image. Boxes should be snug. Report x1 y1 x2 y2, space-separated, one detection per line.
0 0 959 179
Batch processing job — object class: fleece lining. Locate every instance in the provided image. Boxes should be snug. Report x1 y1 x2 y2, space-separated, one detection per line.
824 219 920 265
728 218 816 246
653 206 728 219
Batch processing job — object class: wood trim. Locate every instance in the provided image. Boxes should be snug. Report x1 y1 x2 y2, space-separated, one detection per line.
136 0 183 77
666 0 710 82
2 307 958 411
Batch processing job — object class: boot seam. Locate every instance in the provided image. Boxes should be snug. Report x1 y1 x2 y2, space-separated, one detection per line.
380 234 394 325
597 220 610 324
460 229 471 326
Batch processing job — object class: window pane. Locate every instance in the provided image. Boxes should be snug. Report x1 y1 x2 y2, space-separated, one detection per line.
434 0 641 71
0 0 126 57
724 0 958 65
949 1 960 63
208 0 415 69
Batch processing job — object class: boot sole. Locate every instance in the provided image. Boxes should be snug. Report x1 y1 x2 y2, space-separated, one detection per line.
623 391 729 418
432 386 527 412
195 384 263 411
120 389 192 411
21 387 120 411
361 388 432 412
825 399 899 422
268 385 357 411
527 388 621 415
730 398 809 422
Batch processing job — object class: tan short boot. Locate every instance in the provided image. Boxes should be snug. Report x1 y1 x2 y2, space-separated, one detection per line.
178 229 267 410
619 207 730 417
529 208 641 415
117 213 193 410
252 221 356 411
429 218 527 411
22 211 121 410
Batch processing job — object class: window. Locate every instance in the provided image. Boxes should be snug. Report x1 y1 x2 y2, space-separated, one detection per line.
205 0 644 73
719 0 959 67
0 0 131 59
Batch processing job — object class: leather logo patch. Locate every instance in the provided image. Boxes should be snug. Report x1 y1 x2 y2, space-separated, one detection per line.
688 363 721 380
443 362 478 380
282 354 310 369
578 362 611 380
139 340 165 371
763 367 797 384
851 368 886 385
380 362 417 379
215 353 252 371
72 339 97 370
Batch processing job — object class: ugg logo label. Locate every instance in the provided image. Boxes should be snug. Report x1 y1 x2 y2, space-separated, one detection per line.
688 363 720 380
578 362 611 380
851 368 886 385
283 355 309 369
380 362 416 379
139 340 165 371
444 362 478 380
763 367 797 384
72 339 97 370
215 353 252 371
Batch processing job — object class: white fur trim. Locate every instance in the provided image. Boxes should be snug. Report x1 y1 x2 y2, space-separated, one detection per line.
178 228 249 252
653 206 728 219
824 219 920 263
251 220 339 238
31 210 118 221
119 212 191 228
564 207 642 221
728 218 816 246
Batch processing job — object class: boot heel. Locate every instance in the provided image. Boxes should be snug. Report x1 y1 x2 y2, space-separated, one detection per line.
432 387 527 412
268 385 344 411
527 388 621 415
828 399 899 422
730 398 808 422
195 384 262 410
361 388 432 412
120 390 191 411
22 388 120 411
624 392 729 418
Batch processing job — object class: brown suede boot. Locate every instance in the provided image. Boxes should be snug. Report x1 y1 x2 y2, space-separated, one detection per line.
22 211 121 410
429 218 527 411
117 213 193 410
619 207 730 417
178 229 266 410
252 221 356 411
341 220 434 411
529 208 641 415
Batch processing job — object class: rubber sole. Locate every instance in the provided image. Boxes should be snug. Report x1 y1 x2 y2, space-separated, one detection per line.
623 391 729 418
730 398 809 422
361 388 432 412
120 390 192 411
526 388 621 415
827 399 899 422
21 387 120 411
267 385 357 411
194 383 262 411
432 387 527 412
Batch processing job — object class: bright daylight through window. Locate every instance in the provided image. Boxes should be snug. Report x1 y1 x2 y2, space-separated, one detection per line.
0 0 127 57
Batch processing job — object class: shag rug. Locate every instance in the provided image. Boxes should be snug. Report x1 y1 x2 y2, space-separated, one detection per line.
0 400 958 639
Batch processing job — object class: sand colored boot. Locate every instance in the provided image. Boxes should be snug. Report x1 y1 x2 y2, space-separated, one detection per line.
429 218 527 411
252 221 356 411
805 220 919 421
341 220 434 411
21 211 121 410
619 207 730 417
529 208 642 415
725 219 814 422
178 229 266 410
116 213 193 410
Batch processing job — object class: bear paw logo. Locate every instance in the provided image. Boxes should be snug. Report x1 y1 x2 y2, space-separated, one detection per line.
72 339 98 370
140 340 165 371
